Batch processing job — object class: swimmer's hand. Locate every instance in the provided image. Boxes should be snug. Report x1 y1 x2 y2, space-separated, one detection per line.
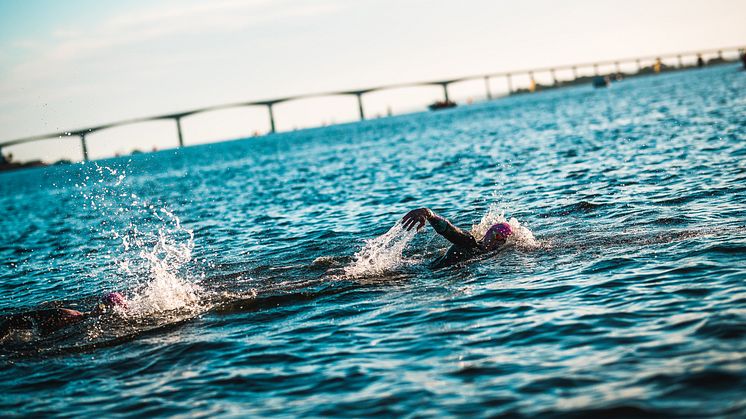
402 208 477 247
402 208 433 231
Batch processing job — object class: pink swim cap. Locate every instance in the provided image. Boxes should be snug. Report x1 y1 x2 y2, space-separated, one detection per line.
101 292 128 309
485 222 513 240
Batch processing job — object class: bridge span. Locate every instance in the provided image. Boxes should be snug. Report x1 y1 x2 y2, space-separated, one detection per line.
1 45 743 162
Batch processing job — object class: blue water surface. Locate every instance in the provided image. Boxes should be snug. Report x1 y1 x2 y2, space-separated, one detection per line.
1 64 745 417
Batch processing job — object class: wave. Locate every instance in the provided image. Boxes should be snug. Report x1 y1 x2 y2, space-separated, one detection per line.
541 225 744 253
7 172 734 359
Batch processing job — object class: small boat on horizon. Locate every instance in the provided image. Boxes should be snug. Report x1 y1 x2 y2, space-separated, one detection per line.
428 100 457 111
592 76 610 88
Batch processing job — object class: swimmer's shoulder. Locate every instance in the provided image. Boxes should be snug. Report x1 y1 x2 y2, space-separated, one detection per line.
31 308 86 333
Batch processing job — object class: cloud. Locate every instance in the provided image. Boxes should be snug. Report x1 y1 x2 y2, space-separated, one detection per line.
2 0 345 84
103 0 276 30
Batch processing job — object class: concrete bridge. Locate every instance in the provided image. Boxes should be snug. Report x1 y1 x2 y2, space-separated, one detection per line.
1 45 743 162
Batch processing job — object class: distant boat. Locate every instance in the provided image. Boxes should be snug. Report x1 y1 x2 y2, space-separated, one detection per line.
428 100 457 111
592 76 610 88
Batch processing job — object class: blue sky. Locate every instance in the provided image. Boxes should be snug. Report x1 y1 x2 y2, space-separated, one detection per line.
1 0 745 162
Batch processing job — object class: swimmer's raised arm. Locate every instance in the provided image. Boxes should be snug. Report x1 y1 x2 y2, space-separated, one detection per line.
402 208 478 247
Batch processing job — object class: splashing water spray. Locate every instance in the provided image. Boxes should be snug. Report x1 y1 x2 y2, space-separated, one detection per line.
470 204 539 250
344 222 419 278
77 164 204 317
124 208 203 314
344 204 539 277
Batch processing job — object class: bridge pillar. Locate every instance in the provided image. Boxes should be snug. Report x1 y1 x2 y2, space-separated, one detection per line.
572 66 578 79
677 55 683 68
175 117 184 147
506 74 513 94
80 134 89 161
550 68 558 85
593 63 599 76
636 59 642 72
615 61 621 74
355 93 365 120
529 72 536 92
484 76 492 100
441 83 450 102
267 104 276 134
718 50 723 60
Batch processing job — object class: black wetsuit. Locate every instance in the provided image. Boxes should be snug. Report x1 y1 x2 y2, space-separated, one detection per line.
429 222 487 268
432 240 485 268
402 208 499 269
0 308 86 339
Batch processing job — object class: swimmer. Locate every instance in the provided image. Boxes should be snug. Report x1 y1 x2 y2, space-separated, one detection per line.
0 292 127 341
402 208 513 268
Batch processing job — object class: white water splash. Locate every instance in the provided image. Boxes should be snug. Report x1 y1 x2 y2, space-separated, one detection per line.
124 209 203 315
470 204 539 250
78 164 204 316
343 205 538 277
344 222 418 278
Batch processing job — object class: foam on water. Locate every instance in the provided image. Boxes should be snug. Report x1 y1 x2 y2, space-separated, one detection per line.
471 204 539 250
124 209 203 315
79 164 205 316
344 221 418 278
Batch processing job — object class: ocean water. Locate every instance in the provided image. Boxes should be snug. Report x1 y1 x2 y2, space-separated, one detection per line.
1 64 745 417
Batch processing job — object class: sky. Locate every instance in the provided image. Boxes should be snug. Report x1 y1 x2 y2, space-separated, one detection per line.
1 0 744 162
